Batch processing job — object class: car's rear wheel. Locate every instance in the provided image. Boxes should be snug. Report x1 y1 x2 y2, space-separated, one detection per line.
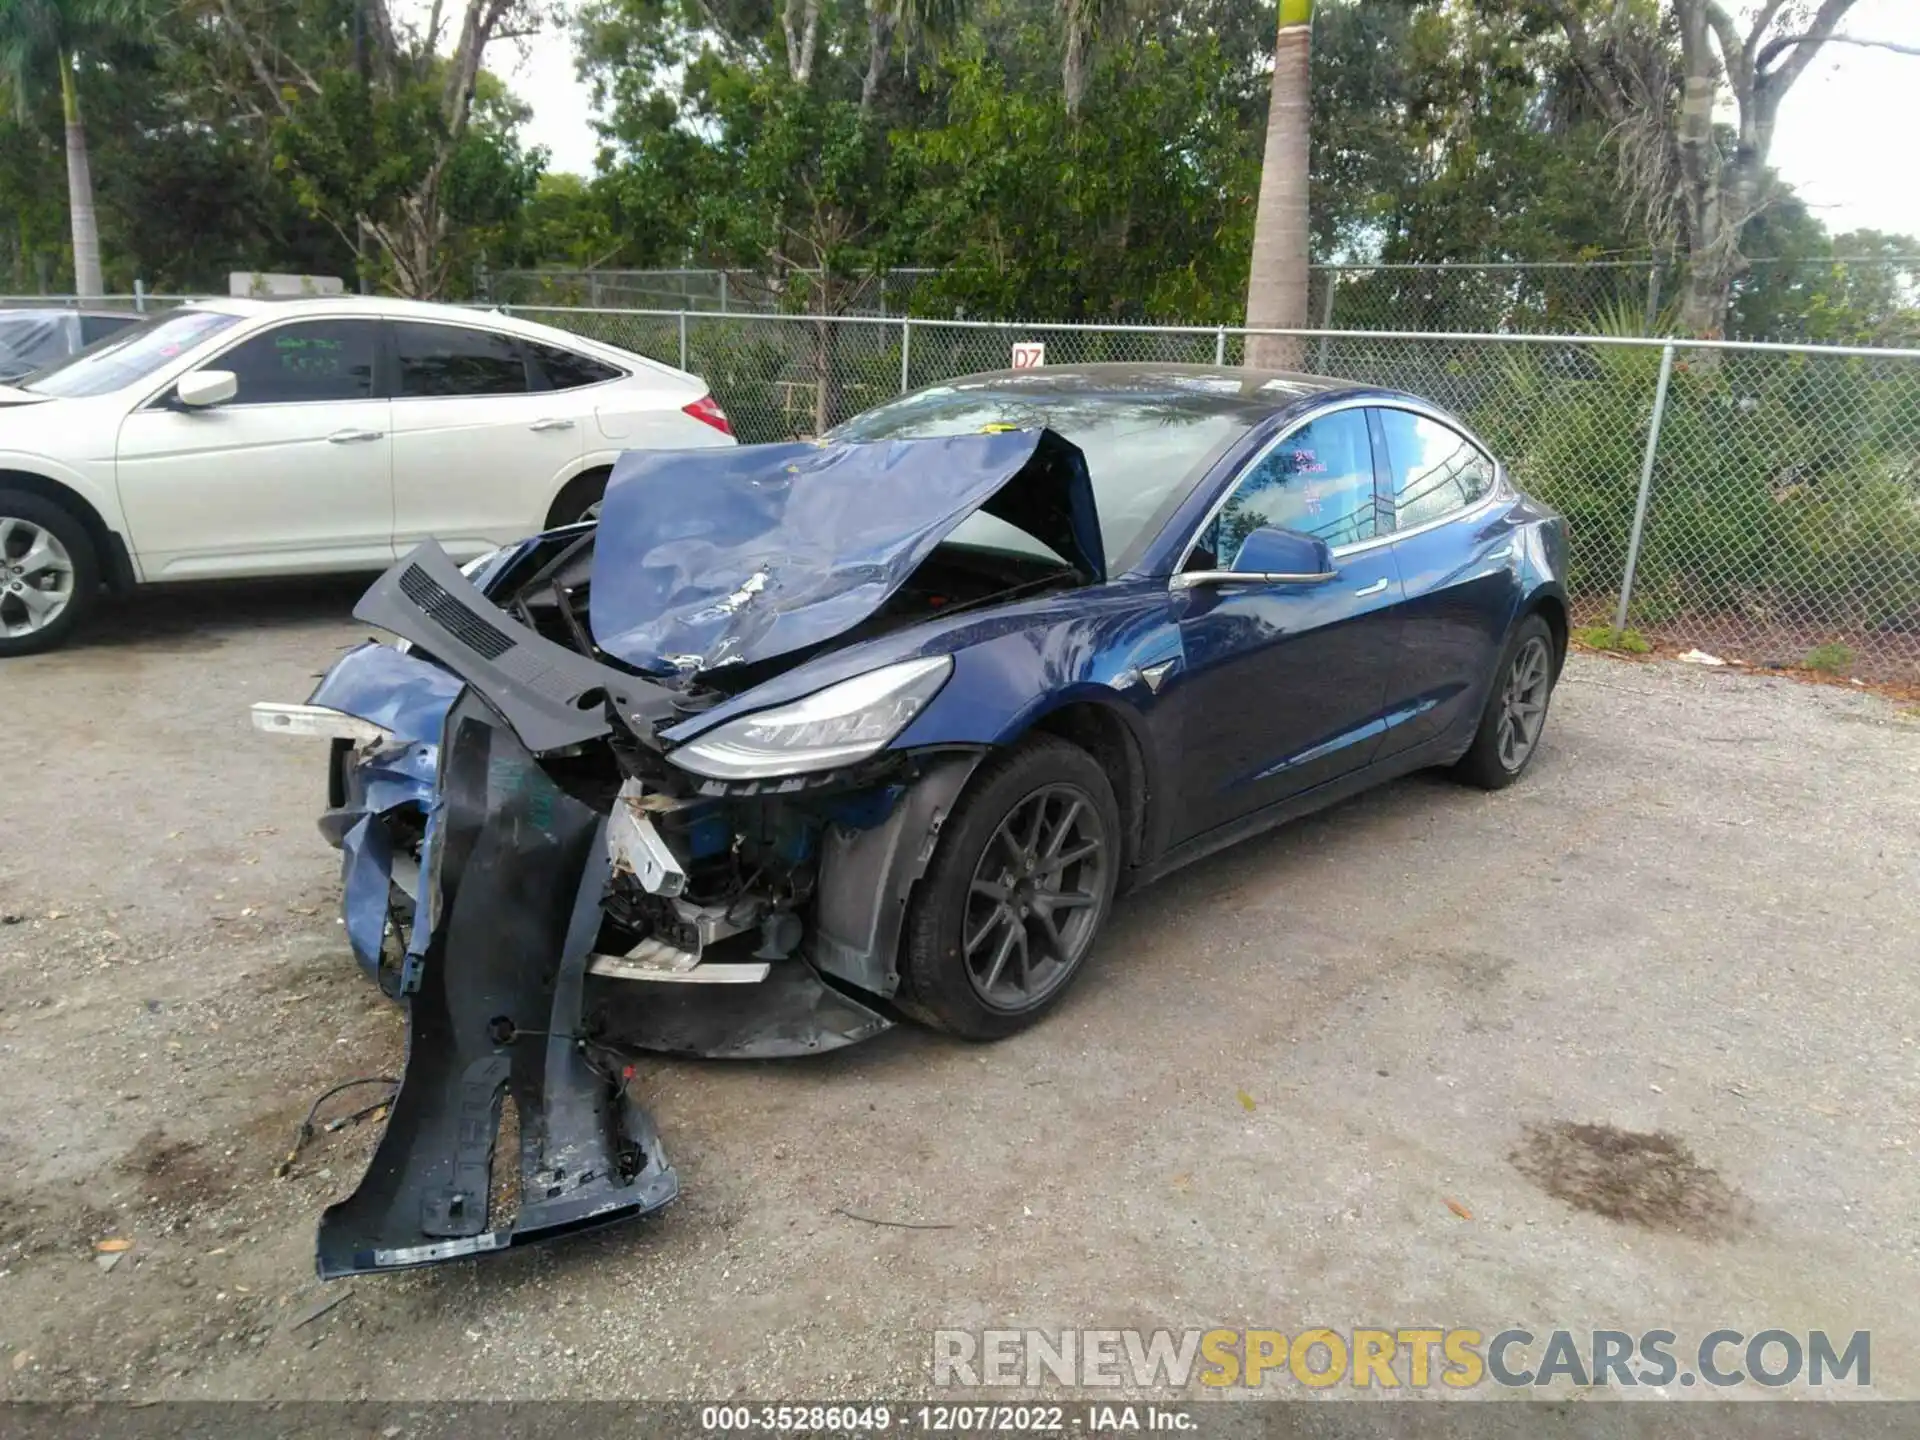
897 736 1120 1039
545 467 611 529
0 490 98 657
1452 613 1558 790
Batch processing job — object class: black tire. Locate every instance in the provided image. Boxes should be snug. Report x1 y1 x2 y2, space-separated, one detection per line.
1451 613 1558 791
0 488 100 657
545 467 611 529
896 735 1122 1040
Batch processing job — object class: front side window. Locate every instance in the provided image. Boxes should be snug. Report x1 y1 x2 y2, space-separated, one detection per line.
1189 409 1378 567
1376 409 1494 530
23 308 242 398
216 319 379 404
396 322 530 397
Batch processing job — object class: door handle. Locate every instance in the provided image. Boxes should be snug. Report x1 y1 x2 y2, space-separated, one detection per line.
529 417 576 432
1486 545 1515 561
1354 578 1390 598
327 428 383 444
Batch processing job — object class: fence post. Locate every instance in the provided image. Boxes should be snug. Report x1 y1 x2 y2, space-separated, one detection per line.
1315 275 1337 371
1643 264 1662 333
1214 326 1226 366
1614 342 1676 633
133 279 146 313
900 318 913 394
719 272 729 313
678 311 689 372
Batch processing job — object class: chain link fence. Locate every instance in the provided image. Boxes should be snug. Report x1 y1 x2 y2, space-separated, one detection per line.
488 257 1920 340
0 293 201 312
512 304 1920 681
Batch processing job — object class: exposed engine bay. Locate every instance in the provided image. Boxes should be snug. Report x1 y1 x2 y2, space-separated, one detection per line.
258 427 1102 1276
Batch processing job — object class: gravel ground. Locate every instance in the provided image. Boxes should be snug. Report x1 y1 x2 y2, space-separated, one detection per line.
0 579 1916 1402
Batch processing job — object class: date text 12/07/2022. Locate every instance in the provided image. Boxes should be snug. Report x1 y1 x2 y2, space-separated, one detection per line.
697 1406 1192 1433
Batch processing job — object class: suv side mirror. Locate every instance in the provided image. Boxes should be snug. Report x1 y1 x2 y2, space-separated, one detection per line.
176 369 238 408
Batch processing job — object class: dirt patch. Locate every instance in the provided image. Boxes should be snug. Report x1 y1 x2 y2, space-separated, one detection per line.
118 1129 225 1204
1511 1121 1749 1239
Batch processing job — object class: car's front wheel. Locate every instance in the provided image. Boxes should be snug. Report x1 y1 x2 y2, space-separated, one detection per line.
897 736 1121 1039
1452 612 1558 790
0 490 98 657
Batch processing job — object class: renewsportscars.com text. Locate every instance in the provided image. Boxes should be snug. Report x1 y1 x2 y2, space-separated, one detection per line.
931 1328 1870 1390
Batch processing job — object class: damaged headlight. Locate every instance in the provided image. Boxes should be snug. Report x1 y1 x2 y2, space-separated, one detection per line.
669 656 953 780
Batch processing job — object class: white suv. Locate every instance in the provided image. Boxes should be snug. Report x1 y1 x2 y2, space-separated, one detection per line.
0 295 735 654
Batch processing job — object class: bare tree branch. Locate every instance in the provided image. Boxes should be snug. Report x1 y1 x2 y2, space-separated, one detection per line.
215 0 297 115
1757 30 1920 70
1699 1 1748 96
1549 0 1629 124
1754 0 1861 95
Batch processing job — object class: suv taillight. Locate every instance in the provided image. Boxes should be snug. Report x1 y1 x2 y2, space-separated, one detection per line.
683 394 733 435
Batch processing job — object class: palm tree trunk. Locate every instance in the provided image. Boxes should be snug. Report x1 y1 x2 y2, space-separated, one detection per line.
1243 0 1313 371
1062 0 1089 119
58 52 103 298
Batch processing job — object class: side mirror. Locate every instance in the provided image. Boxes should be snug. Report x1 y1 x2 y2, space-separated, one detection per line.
1230 526 1334 577
175 369 237 409
1171 526 1337 591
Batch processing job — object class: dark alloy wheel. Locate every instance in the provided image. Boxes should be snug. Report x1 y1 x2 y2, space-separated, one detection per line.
1495 633 1553 773
962 782 1109 1012
898 735 1122 1039
1453 612 1559 790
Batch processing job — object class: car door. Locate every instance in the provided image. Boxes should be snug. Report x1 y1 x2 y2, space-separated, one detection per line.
1370 405 1523 760
387 319 585 560
1166 406 1405 843
114 317 393 579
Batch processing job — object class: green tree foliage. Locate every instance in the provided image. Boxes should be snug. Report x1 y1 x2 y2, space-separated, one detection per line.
0 0 1910 335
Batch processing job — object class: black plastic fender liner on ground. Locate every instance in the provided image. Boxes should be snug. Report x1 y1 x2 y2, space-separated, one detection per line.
315 690 678 1279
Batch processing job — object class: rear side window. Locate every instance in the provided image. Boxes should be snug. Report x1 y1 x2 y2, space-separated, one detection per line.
1376 409 1494 530
529 342 621 390
217 319 378 404
395 322 530 397
1191 409 1379 565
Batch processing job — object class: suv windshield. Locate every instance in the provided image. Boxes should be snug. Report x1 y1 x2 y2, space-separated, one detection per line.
23 309 242 399
832 381 1257 567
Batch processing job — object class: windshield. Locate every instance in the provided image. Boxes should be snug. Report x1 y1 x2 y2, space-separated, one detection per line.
832 382 1257 566
23 309 242 399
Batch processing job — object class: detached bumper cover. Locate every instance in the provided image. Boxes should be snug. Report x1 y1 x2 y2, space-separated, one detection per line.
315 690 678 1277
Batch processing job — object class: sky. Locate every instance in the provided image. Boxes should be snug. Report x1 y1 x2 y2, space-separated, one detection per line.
492 0 1920 245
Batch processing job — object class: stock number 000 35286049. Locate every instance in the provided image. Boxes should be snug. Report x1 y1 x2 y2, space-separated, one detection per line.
700 1405 1073 1432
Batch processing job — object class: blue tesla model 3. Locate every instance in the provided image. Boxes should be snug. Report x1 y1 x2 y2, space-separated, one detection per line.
258 364 1568 1273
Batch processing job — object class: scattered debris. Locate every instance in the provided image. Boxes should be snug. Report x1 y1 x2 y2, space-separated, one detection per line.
1237 1090 1257 1112
286 1286 354 1332
1676 649 1726 666
832 1207 955 1231
10 1351 31 1372
95 1251 126 1274
1444 1197 1473 1221
94 1238 134 1253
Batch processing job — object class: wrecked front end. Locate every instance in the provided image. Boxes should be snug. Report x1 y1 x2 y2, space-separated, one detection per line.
258 430 1097 1277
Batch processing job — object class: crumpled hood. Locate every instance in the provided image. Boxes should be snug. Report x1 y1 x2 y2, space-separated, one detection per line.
587 428 1103 676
